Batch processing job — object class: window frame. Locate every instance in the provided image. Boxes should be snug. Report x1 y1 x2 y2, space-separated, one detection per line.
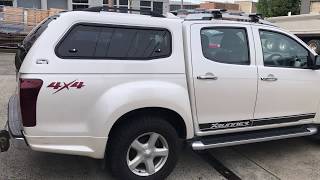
55 23 173 60
258 29 313 69
140 1 152 15
72 0 89 10
200 26 251 66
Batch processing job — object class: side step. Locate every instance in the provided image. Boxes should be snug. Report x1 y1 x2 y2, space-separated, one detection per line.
192 125 318 150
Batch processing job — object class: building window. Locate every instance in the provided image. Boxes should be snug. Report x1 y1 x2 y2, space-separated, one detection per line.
113 0 116 7
103 0 109 6
112 0 128 12
153 2 163 14
72 0 89 10
118 0 128 12
0 0 13 6
140 1 151 14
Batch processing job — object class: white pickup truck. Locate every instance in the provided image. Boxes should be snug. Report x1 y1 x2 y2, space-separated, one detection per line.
1 8 320 180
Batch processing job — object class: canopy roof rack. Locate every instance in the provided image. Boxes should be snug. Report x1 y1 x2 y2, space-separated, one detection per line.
184 9 273 25
81 6 165 18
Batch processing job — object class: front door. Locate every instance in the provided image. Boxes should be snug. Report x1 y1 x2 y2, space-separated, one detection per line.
253 26 320 123
191 24 258 132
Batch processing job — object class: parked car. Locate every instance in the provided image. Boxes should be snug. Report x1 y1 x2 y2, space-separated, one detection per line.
1 7 320 180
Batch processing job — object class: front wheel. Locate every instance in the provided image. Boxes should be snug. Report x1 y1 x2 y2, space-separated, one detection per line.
107 117 180 180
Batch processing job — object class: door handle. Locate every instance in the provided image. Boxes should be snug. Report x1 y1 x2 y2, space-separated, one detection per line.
261 74 277 81
197 73 218 80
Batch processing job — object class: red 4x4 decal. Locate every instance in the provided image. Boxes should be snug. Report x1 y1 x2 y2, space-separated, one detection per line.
47 80 85 94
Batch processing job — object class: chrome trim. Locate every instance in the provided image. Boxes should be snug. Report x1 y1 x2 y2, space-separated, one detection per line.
192 127 318 150
36 59 49 64
196 119 313 136
261 74 277 81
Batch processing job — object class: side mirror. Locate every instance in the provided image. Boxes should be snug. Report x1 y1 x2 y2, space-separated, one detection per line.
312 55 320 70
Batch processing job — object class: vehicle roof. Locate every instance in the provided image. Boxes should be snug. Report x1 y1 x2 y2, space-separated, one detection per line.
57 11 277 29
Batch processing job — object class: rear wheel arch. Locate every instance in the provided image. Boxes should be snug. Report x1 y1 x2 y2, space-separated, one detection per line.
107 107 187 142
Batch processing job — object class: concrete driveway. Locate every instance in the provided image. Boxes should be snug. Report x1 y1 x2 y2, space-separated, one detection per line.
1 53 320 180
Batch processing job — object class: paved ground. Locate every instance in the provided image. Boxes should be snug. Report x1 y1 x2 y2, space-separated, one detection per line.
1 53 320 180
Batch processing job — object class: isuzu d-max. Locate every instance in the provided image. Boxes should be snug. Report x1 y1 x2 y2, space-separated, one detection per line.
1 7 320 180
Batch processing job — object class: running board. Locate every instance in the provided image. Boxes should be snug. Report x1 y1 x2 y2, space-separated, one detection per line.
192 126 318 150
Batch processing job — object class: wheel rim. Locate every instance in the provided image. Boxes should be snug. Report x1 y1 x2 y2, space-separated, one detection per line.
126 132 169 177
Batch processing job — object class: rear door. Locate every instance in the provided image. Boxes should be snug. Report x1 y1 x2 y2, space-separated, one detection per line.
190 23 258 133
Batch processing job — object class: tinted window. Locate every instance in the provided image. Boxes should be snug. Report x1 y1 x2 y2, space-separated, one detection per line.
23 15 57 50
56 25 100 57
56 24 172 60
201 28 250 65
259 30 310 68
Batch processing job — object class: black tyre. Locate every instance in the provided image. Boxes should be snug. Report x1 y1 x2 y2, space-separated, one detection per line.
107 117 181 180
308 39 320 54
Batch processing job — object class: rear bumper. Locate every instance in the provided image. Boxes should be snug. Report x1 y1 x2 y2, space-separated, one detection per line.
7 94 24 139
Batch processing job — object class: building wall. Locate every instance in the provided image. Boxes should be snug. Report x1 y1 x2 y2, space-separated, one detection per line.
131 0 169 14
89 0 103 7
169 4 200 11
301 0 320 14
301 0 311 14
200 2 239 11
310 1 320 13
17 0 41 9
13 0 169 13
47 0 68 9
235 1 256 13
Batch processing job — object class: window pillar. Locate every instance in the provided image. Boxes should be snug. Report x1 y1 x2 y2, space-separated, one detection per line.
13 0 17 7
41 0 48 9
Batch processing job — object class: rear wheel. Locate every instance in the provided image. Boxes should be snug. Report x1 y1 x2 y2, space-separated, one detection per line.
307 39 320 54
107 117 180 180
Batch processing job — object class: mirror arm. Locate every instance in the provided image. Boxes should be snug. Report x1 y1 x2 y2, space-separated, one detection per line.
312 55 320 70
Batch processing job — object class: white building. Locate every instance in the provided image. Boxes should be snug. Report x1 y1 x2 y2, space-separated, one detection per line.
0 0 169 14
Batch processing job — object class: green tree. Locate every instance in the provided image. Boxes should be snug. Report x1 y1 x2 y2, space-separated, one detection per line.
257 0 301 17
